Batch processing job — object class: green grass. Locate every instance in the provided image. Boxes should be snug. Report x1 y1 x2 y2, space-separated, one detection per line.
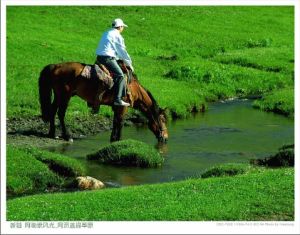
25 147 86 177
87 139 164 167
200 163 251 178
5 6 295 221
7 145 62 196
253 88 294 117
6 6 294 120
7 167 294 221
7 145 86 196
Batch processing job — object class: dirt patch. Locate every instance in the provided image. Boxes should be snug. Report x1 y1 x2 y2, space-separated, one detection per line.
7 114 147 149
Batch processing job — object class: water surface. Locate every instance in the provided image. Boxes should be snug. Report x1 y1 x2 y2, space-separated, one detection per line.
47 99 294 187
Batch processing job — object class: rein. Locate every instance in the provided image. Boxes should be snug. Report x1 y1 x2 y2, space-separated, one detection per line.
136 82 167 140
152 113 167 132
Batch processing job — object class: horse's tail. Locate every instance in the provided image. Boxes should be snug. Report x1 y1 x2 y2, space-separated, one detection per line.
38 64 54 122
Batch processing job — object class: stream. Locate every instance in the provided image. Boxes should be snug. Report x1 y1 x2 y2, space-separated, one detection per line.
47 99 294 187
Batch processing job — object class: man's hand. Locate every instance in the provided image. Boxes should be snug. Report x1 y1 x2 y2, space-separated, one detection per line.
129 65 134 72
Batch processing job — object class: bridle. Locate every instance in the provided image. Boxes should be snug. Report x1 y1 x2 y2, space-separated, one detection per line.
152 113 167 141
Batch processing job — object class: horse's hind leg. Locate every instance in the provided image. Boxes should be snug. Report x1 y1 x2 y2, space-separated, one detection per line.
57 92 72 141
48 96 58 138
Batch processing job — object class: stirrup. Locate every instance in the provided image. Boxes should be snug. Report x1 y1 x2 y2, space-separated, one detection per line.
114 100 130 107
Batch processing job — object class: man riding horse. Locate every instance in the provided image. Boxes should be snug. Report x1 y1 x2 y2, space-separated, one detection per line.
95 18 133 107
38 18 168 143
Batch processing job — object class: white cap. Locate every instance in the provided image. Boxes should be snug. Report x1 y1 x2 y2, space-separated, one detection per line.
112 18 128 28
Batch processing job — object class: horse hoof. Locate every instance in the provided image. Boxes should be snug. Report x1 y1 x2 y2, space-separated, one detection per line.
62 135 73 142
48 133 57 139
91 107 100 114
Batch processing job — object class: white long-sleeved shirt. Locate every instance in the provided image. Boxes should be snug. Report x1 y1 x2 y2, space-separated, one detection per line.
95 28 132 66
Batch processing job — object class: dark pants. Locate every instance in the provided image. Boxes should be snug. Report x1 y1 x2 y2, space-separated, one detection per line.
96 55 126 101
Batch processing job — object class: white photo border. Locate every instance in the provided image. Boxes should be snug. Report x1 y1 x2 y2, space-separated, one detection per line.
1 0 299 234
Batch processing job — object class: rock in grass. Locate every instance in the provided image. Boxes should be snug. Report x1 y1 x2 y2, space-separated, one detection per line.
76 176 105 190
87 139 164 167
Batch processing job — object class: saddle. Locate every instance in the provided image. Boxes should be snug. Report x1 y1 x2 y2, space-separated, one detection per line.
81 61 133 113
81 63 114 89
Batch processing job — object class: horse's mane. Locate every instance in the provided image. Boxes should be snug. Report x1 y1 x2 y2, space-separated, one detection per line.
144 87 161 115
131 74 164 118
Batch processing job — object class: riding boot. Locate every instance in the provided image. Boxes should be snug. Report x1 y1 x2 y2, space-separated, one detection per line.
113 76 130 106
114 76 126 99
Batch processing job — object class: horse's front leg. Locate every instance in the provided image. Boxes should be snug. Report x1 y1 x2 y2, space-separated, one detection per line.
110 106 127 142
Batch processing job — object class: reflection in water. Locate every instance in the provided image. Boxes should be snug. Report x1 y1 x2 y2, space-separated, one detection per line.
46 99 294 187
120 175 140 185
48 142 73 155
185 126 242 133
156 142 169 155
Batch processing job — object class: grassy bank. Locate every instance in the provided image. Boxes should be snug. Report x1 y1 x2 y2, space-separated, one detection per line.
6 145 294 220
7 167 294 221
7 145 86 196
7 6 294 122
250 144 294 167
253 88 294 117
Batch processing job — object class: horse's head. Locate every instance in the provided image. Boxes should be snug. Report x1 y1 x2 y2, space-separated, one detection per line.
148 108 168 143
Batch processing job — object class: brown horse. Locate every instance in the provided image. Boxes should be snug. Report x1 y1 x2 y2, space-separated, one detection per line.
38 62 168 143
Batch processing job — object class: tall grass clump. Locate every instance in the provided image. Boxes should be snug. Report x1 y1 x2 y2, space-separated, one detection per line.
164 66 205 83
87 139 164 167
244 38 273 48
200 163 251 178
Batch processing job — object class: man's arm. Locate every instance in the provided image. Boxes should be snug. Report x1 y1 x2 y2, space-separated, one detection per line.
114 35 133 69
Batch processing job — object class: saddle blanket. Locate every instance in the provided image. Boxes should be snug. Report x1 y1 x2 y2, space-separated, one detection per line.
81 64 114 89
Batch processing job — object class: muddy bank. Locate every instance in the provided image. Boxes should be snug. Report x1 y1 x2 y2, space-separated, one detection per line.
7 113 146 148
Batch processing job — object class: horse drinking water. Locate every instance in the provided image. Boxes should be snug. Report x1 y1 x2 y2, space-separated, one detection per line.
38 62 168 143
